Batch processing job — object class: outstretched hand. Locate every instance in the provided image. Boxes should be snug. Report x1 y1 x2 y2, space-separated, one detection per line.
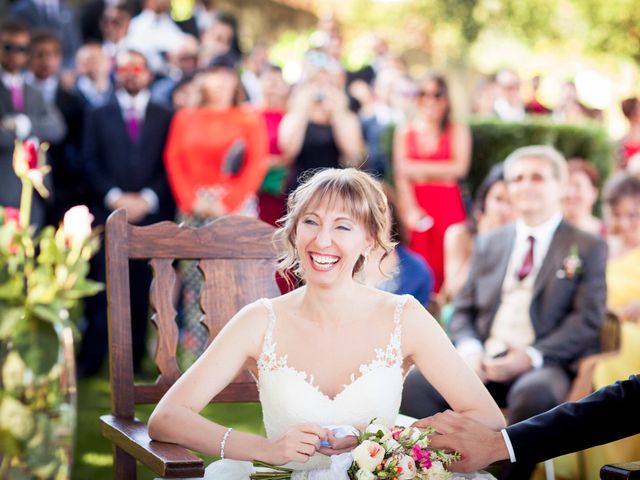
412 410 509 473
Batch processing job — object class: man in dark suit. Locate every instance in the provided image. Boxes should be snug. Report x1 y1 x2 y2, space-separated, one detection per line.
27 30 88 225
401 145 608 479
0 18 66 227
79 49 174 376
414 375 640 473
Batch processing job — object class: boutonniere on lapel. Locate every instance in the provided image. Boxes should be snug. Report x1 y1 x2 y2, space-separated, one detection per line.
557 244 582 279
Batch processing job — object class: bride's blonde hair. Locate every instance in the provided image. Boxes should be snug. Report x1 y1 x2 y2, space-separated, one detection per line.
275 168 395 285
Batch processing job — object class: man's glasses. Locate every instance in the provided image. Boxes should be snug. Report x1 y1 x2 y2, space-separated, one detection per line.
117 64 146 76
420 90 445 100
506 173 553 184
2 43 30 54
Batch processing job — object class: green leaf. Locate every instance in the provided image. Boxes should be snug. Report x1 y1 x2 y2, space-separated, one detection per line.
12 317 58 376
0 307 24 339
30 304 63 325
0 275 25 300
0 396 35 442
1 350 27 393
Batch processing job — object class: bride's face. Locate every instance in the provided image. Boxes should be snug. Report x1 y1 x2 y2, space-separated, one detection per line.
295 197 372 287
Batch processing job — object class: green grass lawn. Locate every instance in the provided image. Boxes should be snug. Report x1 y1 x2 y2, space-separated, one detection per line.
72 374 264 480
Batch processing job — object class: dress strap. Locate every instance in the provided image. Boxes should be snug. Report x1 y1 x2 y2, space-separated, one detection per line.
257 298 279 371
393 295 410 341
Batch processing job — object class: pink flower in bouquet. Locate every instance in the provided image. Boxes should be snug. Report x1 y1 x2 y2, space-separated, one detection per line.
411 444 432 469
23 139 39 169
352 440 385 472
63 206 94 246
392 428 403 441
3 207 20 227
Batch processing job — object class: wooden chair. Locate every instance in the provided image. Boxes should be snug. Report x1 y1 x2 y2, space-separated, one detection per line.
99 209 282 479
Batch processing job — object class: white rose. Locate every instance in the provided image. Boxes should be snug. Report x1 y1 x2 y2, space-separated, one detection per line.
364 423 392 442
355 469 376 480
352 440 385 472
63 205 94 245
396 454 417 479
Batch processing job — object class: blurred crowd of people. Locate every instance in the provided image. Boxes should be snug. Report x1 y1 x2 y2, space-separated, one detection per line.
1 3 640 477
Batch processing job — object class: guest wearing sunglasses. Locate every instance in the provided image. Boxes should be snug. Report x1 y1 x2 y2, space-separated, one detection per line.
393 73 471 294
79 49 175 377
0 18 66 227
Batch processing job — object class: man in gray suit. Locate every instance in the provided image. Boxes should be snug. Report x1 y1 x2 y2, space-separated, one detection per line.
0 19 65 226
401 145 607 480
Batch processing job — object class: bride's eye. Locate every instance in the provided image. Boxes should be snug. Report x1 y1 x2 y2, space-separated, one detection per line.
302 218 318 226
336 225 352 231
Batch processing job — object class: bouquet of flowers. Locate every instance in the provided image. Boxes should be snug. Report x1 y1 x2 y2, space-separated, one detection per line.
251 420 460 480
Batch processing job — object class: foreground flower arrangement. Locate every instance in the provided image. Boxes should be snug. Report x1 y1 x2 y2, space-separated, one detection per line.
0 139 102 478
251 421 460 480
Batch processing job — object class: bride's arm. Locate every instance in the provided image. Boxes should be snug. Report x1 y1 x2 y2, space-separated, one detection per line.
148 302 325 464
402 298 505 430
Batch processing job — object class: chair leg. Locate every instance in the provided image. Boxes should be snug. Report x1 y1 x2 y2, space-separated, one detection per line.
114 445 137 480
544 459 555 480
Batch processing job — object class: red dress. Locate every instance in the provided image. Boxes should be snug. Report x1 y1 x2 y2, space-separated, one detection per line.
404 124 466 293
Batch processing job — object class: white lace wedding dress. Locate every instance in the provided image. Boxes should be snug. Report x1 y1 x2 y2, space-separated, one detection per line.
161 295 494 480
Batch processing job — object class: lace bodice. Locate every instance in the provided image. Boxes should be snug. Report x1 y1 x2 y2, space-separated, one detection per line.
256 295 410 470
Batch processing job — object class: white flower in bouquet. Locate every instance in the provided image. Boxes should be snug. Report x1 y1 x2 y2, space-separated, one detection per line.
352 440 385 472
364 423 392 442
420 460 451 480
384 438 402 453
355 469 376 480
396 453 417 479
63 205 94 246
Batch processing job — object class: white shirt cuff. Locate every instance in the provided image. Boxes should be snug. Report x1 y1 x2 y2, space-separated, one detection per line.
105 187 123 210
140 188 159 214
456 338 485 358
14 114 32 139
501 429 517 463
526 346 544 369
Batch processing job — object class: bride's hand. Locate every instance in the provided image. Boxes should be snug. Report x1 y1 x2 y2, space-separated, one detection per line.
265 425 327 465
317 431 358 455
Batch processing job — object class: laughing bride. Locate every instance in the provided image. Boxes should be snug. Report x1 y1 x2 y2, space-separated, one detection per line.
148 168 504 478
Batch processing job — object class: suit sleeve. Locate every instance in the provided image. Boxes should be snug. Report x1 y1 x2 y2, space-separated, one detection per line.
82 109 119 198
143 109 173 201
507 375 640 464
532 237 608 364
27 86 67 143
449 235 484 344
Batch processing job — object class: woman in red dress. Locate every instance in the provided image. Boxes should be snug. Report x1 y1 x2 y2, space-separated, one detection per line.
393 74 471 293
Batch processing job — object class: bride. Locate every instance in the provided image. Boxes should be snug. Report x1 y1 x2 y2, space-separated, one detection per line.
148 168 505 478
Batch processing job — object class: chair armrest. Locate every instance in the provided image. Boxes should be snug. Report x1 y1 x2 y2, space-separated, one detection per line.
100 414 205 478
565 351 620 402
601 462 640 479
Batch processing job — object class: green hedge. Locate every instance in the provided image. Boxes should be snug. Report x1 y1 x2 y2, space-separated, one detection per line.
467 117 614 195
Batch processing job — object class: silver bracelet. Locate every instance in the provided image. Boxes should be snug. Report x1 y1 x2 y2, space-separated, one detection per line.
220 427 233 459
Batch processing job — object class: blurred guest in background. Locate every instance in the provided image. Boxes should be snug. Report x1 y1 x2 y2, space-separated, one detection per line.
493 69 525 121
562 158 603 236
586 172 640 473
74 42 114 108
524 75 550 115
441 163 513 306
619 97 640 170
279 50 362 192
0 19 66 227
27 31 87 225
10 0 81 69
150 34 199 108
363 186 434 306
164 53 268 367
256 64 290 227
241 43 268 105
393 73 471 293
198 12 240 69
100 5 132 64
79 49 174 376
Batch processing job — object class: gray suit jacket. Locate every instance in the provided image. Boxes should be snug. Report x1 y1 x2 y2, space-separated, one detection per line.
449 220 607 368
0 80 66 225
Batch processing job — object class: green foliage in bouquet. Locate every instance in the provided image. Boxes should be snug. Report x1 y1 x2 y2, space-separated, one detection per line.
0 139 103 479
